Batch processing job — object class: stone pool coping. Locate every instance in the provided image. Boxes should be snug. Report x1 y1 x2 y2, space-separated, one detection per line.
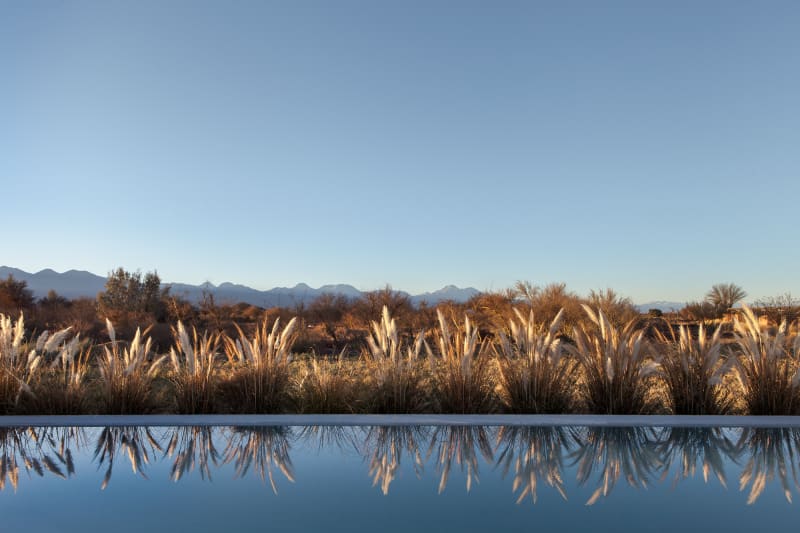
2 414 800 427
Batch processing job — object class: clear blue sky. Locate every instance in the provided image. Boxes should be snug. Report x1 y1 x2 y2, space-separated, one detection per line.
2 0 798 303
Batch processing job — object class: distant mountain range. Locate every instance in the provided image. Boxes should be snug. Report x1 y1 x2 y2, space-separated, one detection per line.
0 266 481 307
0 266 688 312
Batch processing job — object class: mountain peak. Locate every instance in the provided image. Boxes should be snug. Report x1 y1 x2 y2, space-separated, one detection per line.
0 266 483 307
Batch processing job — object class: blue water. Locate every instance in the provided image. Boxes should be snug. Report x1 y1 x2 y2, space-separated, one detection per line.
1 426 798 532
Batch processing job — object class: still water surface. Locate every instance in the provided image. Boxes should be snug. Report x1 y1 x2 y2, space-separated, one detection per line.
1 425 798 532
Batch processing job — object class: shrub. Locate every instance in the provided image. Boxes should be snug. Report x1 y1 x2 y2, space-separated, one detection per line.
0 314 78 414
657 324 736 415
97 320 165 414
22 335 91 415
361 306 428 413
297 353 359 414
731 305 800 415
221 317 298 413
569 305 661 414
430 310 495 413
167 321 221 413
494 308 578 413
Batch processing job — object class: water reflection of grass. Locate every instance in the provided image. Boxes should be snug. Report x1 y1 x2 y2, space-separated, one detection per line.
8 424 800 507
495 426 575 503
164 426 220 481
736 428 800 504
429 426 494 493
0 427 84 491
93 426 162 489
570 427 662 505
655 427 737 489
222 426 295 493
360 426 429 495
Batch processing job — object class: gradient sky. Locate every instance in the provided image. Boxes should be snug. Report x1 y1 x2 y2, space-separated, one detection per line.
2 0 798 303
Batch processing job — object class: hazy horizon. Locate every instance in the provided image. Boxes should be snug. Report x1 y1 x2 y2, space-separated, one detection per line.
3 1 798 302
0 263 772 307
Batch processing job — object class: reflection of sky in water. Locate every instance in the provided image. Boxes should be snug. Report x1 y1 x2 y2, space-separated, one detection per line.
1 426 799 532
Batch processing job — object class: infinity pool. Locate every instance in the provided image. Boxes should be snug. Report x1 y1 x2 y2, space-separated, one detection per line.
1 425 798 532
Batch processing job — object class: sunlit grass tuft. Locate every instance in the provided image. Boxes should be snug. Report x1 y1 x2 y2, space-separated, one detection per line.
494 308 578 413
297 352 359 413
430 310 495 413
22 336 91 415
656 323 736 415
97 319 165 414
731 305 800 415
569 305 662 414
361 306 428 413
221 317 298 413
167 321 221 413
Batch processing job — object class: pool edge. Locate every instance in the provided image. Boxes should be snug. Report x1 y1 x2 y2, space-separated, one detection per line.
3 414 800 427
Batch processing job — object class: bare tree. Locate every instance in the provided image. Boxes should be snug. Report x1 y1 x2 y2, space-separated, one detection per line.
754 293 800 327
705 283 747 316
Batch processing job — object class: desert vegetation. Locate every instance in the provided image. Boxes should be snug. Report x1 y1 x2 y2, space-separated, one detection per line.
2 272 800 415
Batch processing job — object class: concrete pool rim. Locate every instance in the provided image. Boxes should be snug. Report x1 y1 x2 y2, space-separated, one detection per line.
3 414 800 427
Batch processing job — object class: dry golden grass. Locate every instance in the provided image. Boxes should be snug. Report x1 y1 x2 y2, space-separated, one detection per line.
731 305 800 415
221 317 298 413
430 310 495 413
0 313 87 415
22 340 91 415
494 308 578 413
569 305 662 414
2 305 800 415
0 314 47 413
361 306 429 413
168 321 221 414
656 323 736 415
297 353 360 413
97 320 164 414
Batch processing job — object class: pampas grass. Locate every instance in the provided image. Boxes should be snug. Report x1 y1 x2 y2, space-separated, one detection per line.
21 336 91 415
97 320 165 414
362 306 428 413
297 352 359 413
168 322 221 413
430 310 495 413
657 324 736 415
0 314 45 413
494 308 577 413
0 313 81 414
731 305 800 415
221 317 298 413
569 305 662 414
